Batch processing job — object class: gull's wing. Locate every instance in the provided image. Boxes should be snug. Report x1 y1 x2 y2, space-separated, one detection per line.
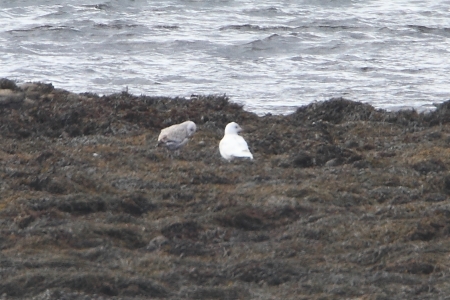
220 134 253 160
158 124 187 143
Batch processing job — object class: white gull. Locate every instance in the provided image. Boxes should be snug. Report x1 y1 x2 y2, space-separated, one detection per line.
219 122 253 161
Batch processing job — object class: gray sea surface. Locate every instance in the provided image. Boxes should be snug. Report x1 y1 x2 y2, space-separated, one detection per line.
1 0 449 115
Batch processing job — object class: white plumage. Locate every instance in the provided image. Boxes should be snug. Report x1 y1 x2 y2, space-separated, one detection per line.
219 122 253 161
157 121 197 150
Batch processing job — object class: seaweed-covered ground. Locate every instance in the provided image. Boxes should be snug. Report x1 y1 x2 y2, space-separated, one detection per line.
1 78 450 299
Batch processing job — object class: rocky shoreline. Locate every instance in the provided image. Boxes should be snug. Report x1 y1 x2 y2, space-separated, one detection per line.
1 78 450 299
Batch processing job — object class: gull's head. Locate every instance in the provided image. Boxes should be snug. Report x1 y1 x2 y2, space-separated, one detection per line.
224 122 242 135
185 121 197 137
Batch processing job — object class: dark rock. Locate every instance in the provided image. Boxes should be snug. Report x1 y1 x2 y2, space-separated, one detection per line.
0 78 19 90
228 260 302 286
412 158 447 174
385 261 436 275
216 209 266 231
103 227 146 249
290 97 380 124
120 194 156 215
161 221 202 240
184 287 249 300
443 174 450 195
410 222 437 241
424 193 447 202
292 152 315 168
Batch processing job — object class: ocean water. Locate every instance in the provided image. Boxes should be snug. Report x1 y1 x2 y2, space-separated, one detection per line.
0 0 449 115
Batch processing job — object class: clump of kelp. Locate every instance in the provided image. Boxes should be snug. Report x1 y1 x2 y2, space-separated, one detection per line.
1 77 450 299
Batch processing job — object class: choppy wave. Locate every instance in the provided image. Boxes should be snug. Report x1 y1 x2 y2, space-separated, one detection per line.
1 0 450 115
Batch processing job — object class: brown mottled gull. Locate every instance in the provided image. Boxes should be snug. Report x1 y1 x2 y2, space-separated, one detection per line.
157 121 197 150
